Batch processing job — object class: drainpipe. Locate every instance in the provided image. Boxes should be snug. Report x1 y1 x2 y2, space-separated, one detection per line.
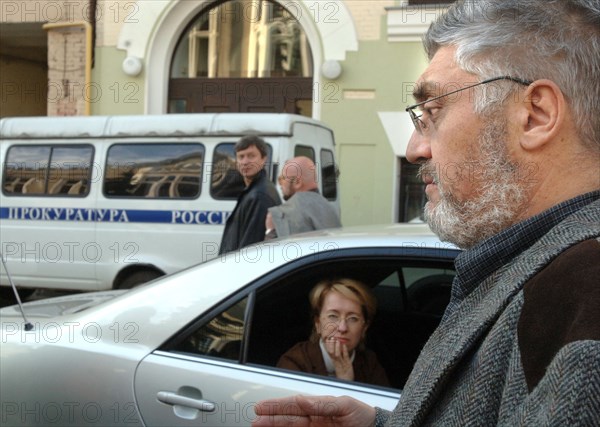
42 21 93 116
90 0 97 67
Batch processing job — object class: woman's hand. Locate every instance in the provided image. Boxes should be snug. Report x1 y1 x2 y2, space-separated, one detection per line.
324 337 354 381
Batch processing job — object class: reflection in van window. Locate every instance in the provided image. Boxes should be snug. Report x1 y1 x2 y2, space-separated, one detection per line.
211 143 273 200
3 145 93 196
211 143 245 199
294 145 315 162
104 144 204 199
320 149 337 201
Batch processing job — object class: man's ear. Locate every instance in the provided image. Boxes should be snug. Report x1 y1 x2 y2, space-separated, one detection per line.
519 79 566 151
293 176 303 190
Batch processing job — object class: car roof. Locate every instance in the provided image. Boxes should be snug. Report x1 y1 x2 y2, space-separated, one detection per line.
260 222 456 250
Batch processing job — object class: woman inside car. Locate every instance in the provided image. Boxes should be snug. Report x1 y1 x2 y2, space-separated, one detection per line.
277 278 389 386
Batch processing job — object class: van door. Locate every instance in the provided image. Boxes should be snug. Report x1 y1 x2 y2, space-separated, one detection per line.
289 122 340 215
95 140 219 287
0 143 98 290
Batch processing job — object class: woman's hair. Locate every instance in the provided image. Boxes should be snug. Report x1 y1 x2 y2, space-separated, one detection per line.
308 278 376 343
424 0 600 153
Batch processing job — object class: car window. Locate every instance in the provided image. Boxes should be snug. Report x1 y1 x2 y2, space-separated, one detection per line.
165 253 457 391
249 258 457 390
171 297 247 361
404 267 454 315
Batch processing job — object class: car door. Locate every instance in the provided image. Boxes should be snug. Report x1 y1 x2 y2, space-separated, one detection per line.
133 248 458 426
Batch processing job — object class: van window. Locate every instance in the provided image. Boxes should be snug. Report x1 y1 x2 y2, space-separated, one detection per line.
320 149 337 200
210 143 273 200
104 143 204 199
399 158 426 222
3 145 93 196
294 145 315 162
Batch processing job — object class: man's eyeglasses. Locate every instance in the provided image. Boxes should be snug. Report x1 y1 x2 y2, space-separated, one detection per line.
405 76 533 134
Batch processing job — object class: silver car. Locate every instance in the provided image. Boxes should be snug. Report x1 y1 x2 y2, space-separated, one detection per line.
1 224 459 426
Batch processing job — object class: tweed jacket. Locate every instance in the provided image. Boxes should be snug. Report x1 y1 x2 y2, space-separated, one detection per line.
268 190 341 238
376 199 600 426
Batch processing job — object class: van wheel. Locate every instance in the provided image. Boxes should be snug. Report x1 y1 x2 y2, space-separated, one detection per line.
118 270 163 289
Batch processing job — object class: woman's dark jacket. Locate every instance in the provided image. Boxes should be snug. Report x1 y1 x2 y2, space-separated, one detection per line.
277 340 390 387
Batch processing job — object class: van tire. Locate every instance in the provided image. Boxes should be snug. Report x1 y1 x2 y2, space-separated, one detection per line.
118 270 163 289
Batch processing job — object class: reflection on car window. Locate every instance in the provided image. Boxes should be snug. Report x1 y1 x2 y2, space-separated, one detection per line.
104 143 204 199
173 297 247 361
3 145 93 197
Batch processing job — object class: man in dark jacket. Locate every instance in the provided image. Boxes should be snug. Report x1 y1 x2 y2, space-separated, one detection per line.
218 135 281 255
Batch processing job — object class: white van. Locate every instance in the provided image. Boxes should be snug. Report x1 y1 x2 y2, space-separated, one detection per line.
0 113 339 294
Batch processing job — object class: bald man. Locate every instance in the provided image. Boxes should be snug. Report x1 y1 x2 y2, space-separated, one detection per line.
265 156 341 239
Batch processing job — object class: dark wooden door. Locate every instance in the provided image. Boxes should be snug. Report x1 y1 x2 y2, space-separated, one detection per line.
169 77 313 115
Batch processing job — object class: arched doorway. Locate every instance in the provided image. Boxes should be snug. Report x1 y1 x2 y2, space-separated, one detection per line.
117 0 357 115
168 0 314 116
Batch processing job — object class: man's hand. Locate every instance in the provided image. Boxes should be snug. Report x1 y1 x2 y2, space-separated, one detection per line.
253 395 376 427
265 211 274 230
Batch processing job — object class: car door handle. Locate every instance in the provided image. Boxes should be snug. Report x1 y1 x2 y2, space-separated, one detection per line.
157 391 216 412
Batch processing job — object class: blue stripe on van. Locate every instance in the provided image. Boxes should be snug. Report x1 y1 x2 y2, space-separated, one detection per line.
0 207 228 225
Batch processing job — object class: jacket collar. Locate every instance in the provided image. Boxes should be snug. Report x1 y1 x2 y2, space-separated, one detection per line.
446 190 600 321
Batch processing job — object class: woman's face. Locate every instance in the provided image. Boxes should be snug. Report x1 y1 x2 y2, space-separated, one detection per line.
315 290 368 353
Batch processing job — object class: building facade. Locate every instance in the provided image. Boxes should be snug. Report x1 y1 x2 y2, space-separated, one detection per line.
0 0 453 226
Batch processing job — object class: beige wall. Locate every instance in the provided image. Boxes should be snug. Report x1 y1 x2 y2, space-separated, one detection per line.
90 47 145 115
345 1 394 41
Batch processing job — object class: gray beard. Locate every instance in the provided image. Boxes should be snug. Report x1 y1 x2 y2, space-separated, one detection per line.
422 117 530 249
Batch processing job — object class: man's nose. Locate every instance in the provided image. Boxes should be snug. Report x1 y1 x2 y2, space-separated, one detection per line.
405 131 432 164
